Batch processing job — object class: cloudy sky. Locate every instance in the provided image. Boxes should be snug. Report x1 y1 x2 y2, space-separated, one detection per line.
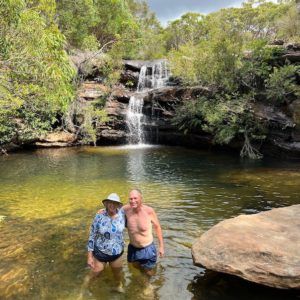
147 0 254 25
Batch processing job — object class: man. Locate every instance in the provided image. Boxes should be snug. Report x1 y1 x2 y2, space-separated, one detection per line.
123 189 164 275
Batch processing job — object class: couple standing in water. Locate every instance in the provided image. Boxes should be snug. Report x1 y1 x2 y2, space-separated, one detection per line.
86 189 164 292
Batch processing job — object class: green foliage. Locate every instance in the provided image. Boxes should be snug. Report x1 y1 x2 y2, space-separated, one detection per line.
238 41 285 92
0 0 75 145
126 0 166 59
276 2 300 42
172 99 204 134
56 0 143 57
164 13 206 51
173 94 266 158
167 0 292 90
79 104 108 146
169 0 298 158
173 95 249 144
168 25 244 90
64 97 109 146
0 0 298 155
266 64 300 103
56 0 98 49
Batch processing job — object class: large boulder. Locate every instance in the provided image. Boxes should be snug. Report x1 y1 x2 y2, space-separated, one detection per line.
192 205 300 289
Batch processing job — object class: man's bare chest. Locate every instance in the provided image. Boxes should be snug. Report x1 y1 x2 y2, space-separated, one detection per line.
127 211 151 232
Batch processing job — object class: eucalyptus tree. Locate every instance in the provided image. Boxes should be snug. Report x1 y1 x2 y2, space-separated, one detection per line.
0 0 75 146
164 12 206 51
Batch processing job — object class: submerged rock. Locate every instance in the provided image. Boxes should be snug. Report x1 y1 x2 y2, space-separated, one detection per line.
192 205 300 289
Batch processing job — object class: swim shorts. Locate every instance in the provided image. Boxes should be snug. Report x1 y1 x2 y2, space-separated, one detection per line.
93 247 123 263
127 242 157 269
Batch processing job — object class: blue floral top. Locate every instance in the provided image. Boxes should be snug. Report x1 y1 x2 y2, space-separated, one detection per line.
87 208 125 256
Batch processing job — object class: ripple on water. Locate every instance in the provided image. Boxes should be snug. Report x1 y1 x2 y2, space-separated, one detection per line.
0 146 300 299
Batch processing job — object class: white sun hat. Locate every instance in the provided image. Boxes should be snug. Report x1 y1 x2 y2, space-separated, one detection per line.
102 193 122 206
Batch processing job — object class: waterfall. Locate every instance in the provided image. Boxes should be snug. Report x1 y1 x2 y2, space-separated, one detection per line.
151 60 169 89
126 60 169 145
127 94 144 144
137 65 147 92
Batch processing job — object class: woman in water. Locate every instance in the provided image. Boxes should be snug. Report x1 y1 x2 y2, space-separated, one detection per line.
86 193 125 292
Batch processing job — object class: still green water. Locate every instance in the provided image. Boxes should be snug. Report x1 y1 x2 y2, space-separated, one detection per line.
0 146 299 300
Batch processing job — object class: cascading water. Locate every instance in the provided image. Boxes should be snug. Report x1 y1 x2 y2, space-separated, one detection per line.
126 94 145 144
126 60 170 145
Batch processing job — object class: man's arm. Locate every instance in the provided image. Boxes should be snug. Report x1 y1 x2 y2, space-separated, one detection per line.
150 208 164 257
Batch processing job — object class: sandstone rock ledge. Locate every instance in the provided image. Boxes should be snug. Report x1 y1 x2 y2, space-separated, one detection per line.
35 131 77 147
192 205 300 289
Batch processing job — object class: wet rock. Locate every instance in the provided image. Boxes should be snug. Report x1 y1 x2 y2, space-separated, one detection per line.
285 43 300 51
120 70 139 88
124 59 168 72
289 100 300 142
260 139 300 160
282 52 300 63
110 86 131 103
270 40 284 46
192 205 300 289
1 143 21 154
98 129 127 145
251 103 294 129
124 60 146 71
145 86 213 104
105 99 127 117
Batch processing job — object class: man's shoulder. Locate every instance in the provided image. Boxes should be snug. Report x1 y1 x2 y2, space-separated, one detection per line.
122 204 130 209
96 209 106 215
142 204 155 214
122 204 130 212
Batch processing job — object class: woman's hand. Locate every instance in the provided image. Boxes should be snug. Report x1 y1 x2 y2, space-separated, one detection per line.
87 252 95 270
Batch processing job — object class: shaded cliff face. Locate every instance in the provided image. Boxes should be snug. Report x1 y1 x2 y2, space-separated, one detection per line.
96 53 300 159
97 56 214 144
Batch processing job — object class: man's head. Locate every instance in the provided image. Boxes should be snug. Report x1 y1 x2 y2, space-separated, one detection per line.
129 189 142 209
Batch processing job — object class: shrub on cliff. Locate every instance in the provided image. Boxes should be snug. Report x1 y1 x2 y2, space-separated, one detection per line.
169 0 297 158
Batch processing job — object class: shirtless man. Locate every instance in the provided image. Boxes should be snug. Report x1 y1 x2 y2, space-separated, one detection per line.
123 189 164 275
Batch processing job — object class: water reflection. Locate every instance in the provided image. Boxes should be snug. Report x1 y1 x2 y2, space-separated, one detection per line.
126 147 147 183
0 146 300 299
189 271 299 300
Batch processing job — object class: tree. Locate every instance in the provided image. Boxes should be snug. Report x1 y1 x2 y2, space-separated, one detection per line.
0 0 75 145
168 0 296 158
164 13 206 51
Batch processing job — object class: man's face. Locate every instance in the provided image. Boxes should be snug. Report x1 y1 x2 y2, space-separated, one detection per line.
129 190 142 209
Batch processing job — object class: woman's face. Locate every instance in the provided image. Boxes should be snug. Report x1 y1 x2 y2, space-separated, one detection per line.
105 201 119 215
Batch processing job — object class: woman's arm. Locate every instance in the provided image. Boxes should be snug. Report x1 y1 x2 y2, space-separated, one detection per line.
87 214 100 268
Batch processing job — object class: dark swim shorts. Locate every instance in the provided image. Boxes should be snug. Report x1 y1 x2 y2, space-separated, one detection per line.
93 247 123 263
127 242 157 269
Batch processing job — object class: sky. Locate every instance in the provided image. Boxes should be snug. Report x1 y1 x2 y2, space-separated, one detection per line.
147 0 256 25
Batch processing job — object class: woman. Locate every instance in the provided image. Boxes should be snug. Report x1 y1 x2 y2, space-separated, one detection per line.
86 193 125 291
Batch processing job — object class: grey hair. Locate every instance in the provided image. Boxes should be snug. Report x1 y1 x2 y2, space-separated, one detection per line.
130 188 143 197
